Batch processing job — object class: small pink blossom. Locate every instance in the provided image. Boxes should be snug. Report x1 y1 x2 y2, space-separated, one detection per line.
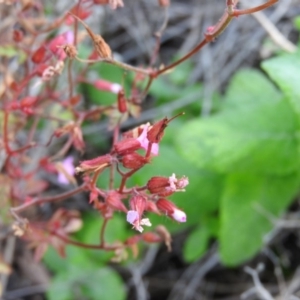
137 125 159 156
94 79 122 94
57 156 75 185
156 198 187 223
126 210 152 233
167 174 189 192
127 210 139 224
177 176 189 189
172 209 187 222
48 31 74 61
168 173 177 191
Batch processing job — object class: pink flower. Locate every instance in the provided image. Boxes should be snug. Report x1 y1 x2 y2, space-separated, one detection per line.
126 210 152 233
172 209 187 222
167 173 189 192
57 156 75 185
127 210 139 224
156 198 187 223
94 79 122 94
137 125 159 156
48 31 74 61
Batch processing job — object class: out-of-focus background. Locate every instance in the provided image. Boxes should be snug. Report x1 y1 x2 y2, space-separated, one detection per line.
1 0 300 299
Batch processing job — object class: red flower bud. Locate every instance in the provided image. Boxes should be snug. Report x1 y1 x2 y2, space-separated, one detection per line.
106 191 127 212
147 173 189 196
31 45 47 64
147 176 173 196
129 195 147 217
94 79 121 94
147 117 168 144
113 138 141 156
156 198 186 222
147 113 184 144
76 155 113 174
117 89 127 113
121 152 147 169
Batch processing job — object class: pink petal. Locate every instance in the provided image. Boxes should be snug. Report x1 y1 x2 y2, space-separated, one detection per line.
127 210 139 224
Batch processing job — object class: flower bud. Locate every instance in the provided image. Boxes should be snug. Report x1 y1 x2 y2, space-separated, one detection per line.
147 176 173 196
76 154 113 173
117 89 127 113
63 44 77 59
113 138 141 156
147 117 168 144
156 198 186 222
106 191 127 212
31 45 47 64
121 152 147 169
94 79 122 94
93 34 112 59
130 195 147 217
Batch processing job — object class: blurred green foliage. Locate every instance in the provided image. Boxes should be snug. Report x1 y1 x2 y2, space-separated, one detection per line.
177 50 300 265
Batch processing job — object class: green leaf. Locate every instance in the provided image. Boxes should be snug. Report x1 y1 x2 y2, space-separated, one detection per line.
219 172 300 266
47 266 126 300
176 99 300 175
262 52 300 119
222 68 281 111
183 225 210 262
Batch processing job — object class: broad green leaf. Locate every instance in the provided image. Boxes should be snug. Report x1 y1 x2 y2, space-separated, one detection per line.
183 225 210 262
223 68 281 110
262 52 300 119
47 266 125 300
219 172 300 266
176 99 300 175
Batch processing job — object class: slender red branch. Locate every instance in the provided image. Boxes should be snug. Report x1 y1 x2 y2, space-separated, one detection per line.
11 183 88 214
51 230 119 251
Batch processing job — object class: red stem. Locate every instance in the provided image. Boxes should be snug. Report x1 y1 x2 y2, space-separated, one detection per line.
11 183 88 213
